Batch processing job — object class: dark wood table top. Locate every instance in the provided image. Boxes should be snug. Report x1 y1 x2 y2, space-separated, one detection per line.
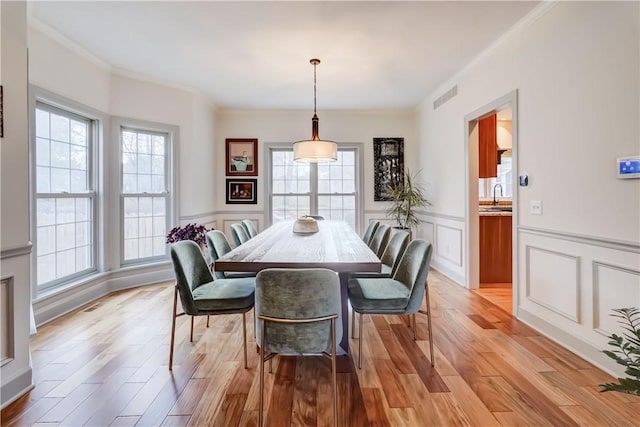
215 220 381 273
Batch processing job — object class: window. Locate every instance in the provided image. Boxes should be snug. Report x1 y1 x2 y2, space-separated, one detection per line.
34 103 95 288
120 127 170 263
270 147 359 230
479 156 513 199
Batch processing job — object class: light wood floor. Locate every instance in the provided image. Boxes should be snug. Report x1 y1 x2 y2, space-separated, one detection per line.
475 283 513 315
3 271 639 426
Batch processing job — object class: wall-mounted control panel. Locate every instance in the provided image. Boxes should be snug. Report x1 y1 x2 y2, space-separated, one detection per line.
617 156 640 179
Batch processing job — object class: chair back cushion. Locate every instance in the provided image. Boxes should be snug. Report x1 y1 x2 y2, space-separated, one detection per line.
242 219 259 238
380 230 410 276
368 224 391 257
362 220 380 245
256 268 342 355
206 230 232 279
392 239 433 313
171 240 214 315
231 223 250 246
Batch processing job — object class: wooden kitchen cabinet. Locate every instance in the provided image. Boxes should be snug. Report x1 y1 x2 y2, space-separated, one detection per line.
478 113 498 178
480 214 512 283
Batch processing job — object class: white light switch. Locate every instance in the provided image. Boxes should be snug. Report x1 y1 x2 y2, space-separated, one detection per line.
530 200 542 215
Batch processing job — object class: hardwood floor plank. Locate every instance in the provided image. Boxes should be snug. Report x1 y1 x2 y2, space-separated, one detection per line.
361 388 391 427
3 273 639 427
480 353 579 427
264 356 296 427
442 375 501 427
389 324 449 393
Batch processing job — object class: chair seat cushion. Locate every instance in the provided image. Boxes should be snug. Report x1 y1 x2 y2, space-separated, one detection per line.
224 271 257 279
348 277 409 313
349 263 392 279
192 277 255 312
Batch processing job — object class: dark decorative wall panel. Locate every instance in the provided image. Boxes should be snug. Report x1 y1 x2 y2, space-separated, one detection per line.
373 137 404 201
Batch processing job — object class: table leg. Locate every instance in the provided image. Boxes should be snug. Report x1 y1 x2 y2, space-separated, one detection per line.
338 272 350 354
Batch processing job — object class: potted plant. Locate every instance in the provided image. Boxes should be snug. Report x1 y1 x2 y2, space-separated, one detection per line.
599 307 640 396
386 169 430 235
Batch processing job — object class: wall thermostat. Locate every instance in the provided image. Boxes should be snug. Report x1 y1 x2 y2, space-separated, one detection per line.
617 156 640 179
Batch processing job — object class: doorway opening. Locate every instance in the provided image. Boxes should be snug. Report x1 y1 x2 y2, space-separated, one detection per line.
464 91 518 316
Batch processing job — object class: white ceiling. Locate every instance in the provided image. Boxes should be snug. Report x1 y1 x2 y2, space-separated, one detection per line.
30 1 538 110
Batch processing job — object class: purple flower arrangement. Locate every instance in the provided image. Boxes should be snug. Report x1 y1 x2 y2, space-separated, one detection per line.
166 223 209 246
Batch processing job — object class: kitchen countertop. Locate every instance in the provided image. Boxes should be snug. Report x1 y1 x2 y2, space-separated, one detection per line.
479 210 512 216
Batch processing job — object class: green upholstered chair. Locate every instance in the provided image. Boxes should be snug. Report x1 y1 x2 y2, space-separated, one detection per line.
205 230 256 280
169 240 255 370
242 219 259 238
348 239 434 369
351 230 410 279
368 223 391 257
362 220 380 246
231 223 250 247
256 268 341 427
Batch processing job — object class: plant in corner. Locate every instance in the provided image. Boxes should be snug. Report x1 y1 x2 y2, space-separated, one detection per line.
385 168 430 232
166 223 210 246
599 307 640 396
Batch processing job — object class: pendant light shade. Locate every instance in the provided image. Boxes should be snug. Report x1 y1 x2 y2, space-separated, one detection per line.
293 59 338 163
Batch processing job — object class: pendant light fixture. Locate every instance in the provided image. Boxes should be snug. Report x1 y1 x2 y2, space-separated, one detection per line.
293 58 338 162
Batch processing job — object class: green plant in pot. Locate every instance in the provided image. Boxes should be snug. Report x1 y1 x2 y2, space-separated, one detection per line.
385 169 430 235
599 307 640 396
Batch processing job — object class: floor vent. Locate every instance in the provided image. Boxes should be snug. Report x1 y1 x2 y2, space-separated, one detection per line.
433 85 458 110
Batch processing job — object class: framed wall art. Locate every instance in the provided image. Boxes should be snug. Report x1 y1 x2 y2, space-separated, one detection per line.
226 138 258 176
226 178 257 204
373 137 404 201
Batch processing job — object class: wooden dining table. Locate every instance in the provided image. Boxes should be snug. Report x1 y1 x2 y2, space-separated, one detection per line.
215 220 381 352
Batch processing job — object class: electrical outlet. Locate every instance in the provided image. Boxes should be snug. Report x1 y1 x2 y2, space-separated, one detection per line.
530 200 542 215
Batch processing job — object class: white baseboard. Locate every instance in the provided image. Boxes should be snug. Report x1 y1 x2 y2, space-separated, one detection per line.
34 262 173 327
1 366 33 410
518 307 623 378
431 260 466 288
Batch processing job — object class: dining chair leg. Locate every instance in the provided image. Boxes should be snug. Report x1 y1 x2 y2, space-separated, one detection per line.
206 315 210 328
425 283 434 367
358 312 364 369
351 308 356 339
242 312 248 369
190 316 194 342
331 318 338 427
412 314 417 340
259 319 266 427
169 287 178 371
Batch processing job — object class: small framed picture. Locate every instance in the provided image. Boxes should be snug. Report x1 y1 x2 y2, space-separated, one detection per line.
226 138 258 176
226 179 257 204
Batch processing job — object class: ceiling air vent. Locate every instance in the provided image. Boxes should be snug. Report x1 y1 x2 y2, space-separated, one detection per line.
433 85 458 110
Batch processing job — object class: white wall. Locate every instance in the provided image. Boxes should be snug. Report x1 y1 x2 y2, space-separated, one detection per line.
1 1 34 408
417 1 640 374
215 109 417 235
25 25 218 328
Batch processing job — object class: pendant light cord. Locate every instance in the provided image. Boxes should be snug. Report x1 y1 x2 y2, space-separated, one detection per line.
313 61 317 115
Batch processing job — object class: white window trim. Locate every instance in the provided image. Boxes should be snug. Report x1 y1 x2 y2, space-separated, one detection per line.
30 87 108 296
112 117 179 267
263 142 364 233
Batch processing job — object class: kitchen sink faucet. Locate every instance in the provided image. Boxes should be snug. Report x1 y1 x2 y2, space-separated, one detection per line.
492 183 503 205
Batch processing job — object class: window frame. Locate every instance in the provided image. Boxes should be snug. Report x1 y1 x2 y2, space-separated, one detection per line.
31 100 99 292
264 143 363 233
114 119 178 267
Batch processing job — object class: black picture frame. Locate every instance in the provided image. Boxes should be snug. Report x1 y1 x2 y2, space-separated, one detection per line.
373 137 404 201
225 138 258 176
226 179 257 204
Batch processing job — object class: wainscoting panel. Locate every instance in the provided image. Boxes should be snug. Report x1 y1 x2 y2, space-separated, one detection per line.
518 227 640 376
1 278 14 366
525 245 580 322
417 212 465 286
593 261 640 336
